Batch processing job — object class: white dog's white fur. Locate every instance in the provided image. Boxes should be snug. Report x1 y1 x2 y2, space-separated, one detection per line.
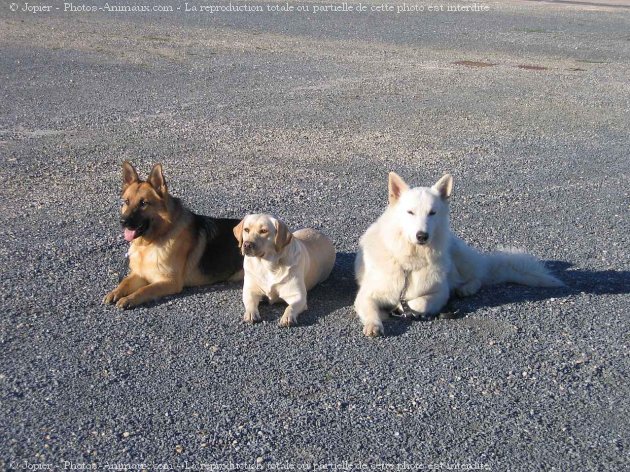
354 172 563 337
234 214 336 327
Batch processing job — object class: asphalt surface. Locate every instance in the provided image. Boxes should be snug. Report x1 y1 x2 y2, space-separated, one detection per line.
1 0 629 470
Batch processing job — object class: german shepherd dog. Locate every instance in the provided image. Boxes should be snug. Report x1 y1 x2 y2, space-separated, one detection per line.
103 162 243 309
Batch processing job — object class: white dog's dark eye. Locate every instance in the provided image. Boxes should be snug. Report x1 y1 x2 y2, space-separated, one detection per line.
260 228 268 234
429 210 436 216
244 228 250 233
407 210 415 216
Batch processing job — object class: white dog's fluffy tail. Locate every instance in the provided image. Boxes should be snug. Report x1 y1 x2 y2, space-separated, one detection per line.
482 247 564 288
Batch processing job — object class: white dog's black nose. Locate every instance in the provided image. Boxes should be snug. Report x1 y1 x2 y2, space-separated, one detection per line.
416 231 429 244
243 241 255 251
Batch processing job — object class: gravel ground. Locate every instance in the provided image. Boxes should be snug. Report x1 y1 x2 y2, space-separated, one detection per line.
1 0 629 470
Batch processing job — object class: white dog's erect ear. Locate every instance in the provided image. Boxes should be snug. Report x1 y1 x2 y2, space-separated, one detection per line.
433 174 453 200
147 163 168 196
122 161 139 191
274 218 293 253
388 172 409 205
233 218 245 248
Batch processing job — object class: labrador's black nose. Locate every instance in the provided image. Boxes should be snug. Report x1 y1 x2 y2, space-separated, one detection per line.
416 231 429 244
243 241 255 250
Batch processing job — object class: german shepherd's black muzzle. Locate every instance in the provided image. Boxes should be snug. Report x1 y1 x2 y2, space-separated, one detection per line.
120 210 150 240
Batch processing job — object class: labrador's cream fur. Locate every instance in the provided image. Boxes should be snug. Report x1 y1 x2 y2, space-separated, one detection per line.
233 214 336 326
354 172 563 337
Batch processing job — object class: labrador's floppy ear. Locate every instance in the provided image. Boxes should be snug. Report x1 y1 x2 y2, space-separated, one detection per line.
274 218 293 253
147 163 168 196
388 172 409 205
233 218 245 248
432 173 453 200
122 161 139 192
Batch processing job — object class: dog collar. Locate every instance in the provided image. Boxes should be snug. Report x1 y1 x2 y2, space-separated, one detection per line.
390 270 436 321
391 270 414 318
391 300 437 321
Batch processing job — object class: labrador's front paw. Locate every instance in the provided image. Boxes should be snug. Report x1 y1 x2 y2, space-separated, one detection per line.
243 311 261 323
279 312 297 327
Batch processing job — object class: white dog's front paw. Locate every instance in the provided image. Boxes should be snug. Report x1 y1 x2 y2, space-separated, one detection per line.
455 279 481 297
279 312 297 327
363 322 384 337
243 311 261 324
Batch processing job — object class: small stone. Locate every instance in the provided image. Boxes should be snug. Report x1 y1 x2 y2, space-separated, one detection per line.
122 431 130 438
175 445 184 454
256 457 264 464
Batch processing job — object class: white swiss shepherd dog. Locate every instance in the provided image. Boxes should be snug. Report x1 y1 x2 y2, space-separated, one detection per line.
354 172 563 337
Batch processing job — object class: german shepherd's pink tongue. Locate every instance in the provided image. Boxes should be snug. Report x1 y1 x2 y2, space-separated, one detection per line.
124 229 137 241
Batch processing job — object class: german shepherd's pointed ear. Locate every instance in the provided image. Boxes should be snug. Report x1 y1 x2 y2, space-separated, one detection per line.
432 173 453 200
122 161 139 192
388 172 409 205
233 218 245 248
274 218 293 253
148 163 168 196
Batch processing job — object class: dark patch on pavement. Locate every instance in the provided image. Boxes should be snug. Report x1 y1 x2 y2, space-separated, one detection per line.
518 64 549 71
453 60 497 68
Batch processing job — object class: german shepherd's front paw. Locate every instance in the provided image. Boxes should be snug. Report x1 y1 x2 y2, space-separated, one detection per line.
243 311 261 323
363 322 384 337
103 289 123 305
115 296 137 310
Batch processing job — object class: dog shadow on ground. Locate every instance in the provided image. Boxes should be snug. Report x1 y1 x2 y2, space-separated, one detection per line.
424 260 629 327
129 280 243 311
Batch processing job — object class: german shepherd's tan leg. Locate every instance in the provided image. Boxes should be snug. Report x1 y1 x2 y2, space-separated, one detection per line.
103 274 148 305
115 279 184 309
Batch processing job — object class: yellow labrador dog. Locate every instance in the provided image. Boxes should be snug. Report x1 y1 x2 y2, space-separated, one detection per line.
233 214 336 327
